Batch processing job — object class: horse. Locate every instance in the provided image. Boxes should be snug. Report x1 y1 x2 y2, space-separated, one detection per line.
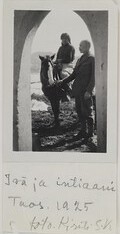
39 54 65 126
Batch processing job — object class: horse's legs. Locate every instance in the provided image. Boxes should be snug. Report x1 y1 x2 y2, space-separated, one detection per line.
50 98 60 125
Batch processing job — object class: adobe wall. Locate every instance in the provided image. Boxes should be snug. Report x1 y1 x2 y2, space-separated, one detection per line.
13 11 49 150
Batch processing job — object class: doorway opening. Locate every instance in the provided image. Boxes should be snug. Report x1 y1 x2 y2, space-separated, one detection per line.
30 10 97 152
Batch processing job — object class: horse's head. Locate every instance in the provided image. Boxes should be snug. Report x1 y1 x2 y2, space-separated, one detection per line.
39 54 55 87
39 54 55 67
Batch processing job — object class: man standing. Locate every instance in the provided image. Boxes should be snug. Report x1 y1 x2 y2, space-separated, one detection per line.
58 40 95 138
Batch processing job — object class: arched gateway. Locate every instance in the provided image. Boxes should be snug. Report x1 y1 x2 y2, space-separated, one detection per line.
13 11 108 152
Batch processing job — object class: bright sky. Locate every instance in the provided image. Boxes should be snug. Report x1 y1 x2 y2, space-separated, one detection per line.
31 10 94 56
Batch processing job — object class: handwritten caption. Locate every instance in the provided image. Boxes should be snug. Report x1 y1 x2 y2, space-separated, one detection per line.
5 174 115 192
3 172 116 233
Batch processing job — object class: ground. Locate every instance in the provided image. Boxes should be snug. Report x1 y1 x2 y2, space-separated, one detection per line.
31 92 97 152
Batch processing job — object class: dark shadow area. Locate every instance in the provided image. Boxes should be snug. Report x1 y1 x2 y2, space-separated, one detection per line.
32 94 97 152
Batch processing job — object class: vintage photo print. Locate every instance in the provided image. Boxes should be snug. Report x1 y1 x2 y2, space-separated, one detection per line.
3 0 118 161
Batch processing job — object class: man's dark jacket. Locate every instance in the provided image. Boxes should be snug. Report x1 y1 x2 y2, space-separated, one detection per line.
63 52 95 97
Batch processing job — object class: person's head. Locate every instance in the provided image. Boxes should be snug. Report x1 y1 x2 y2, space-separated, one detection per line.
60 33 71 45
79 40 91 54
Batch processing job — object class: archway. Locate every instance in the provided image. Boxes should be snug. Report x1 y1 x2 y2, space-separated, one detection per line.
13 10 108 152
30 10 95 151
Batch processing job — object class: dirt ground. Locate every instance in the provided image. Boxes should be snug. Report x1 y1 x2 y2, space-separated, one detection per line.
31 92 97 152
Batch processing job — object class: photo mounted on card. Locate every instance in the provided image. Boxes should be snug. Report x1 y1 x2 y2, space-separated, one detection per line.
3 0 118 162
2 1 118 234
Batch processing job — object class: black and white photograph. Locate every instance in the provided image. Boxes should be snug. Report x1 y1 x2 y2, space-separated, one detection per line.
13 9 108 153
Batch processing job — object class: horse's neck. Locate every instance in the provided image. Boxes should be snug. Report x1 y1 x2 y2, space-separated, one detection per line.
48 63 54 85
